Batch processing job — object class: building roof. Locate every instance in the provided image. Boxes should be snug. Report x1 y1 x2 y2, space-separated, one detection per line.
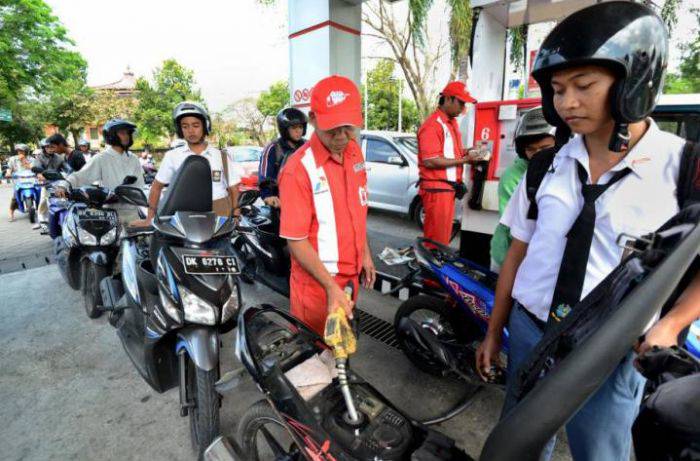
93 67 137 91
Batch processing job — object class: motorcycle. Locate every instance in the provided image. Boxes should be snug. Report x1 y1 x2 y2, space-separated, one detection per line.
99 156 241 457
389 238 508 383
223 304 472 461
11 169 41 223
53 178 134 318
233 181 290 297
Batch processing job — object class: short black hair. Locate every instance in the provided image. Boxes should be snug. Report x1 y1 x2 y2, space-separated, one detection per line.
46 133 69 147
438 95 445 106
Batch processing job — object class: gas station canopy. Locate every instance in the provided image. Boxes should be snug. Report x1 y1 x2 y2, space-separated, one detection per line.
472 0 614 27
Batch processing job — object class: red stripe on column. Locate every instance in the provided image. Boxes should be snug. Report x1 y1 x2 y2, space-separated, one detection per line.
289 20 361 39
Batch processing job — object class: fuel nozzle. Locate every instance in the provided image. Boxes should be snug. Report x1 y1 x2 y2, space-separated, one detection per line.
324 283 361 426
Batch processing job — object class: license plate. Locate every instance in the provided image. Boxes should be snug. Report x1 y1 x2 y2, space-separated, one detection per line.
78 208 109 219
182 254 239 275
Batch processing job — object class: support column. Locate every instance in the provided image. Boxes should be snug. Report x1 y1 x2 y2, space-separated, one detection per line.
288 0 362 110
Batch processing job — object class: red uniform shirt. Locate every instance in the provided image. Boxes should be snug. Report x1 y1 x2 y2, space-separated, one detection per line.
279 133 368 278
417 109 465 190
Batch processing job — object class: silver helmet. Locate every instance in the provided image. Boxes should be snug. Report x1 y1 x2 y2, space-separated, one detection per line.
514 107 555 159
14 143 30 154
173 101 211 138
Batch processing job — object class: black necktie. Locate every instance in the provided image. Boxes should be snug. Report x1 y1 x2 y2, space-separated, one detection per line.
549 162 631 325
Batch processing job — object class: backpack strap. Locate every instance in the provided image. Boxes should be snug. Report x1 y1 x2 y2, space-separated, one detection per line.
274 141 285 169
525 146 559 220
677 141 700 209
220 149 230 187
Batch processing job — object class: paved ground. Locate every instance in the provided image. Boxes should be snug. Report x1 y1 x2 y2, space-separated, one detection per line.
0 189 572 461
0 184 55 274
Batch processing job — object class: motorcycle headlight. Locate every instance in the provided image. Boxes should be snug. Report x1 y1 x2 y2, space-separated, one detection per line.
100 226 119 245
180 286 217 325
158 286 182 323
221 286 240 323
77 226 98 246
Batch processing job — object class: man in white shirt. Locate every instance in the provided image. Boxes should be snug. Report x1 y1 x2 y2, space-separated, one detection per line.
57 119 144 225
476 3 700 460
135 102 243 226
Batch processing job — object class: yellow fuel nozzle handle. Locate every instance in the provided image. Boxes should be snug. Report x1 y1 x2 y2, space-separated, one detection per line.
324 304 357 360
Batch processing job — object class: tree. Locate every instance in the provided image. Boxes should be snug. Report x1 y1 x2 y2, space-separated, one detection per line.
229 98 270 146
257 81 290 118
664 8 700 94
0 0 86 105
0 97 46 151
363 0 448 119
89 90 137 125
365 59 420 132
46 80 95 145
134 59 203 147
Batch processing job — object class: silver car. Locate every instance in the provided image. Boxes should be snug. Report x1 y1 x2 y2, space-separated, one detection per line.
360 130 462 226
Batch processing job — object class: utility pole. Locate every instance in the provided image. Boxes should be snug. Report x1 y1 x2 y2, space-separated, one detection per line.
397 78 402 133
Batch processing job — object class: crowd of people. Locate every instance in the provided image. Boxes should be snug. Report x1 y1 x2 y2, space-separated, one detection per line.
2 2 699 459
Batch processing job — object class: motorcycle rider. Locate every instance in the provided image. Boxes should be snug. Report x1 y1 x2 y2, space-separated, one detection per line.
64 139 86 172
258 108 307 207
490 107 555 272
56 119 145 225
134 102 243 226
5 143 33 222
32 133 70 230
476 3 700 460
76 139 93 164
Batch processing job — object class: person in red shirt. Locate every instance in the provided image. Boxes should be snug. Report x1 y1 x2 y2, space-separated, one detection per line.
278 75 376 335
417 81 480 245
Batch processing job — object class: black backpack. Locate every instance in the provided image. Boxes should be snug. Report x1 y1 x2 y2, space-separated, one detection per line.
525 141 700 220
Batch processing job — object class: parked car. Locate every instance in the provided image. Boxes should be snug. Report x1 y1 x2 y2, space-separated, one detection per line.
225 146 263 178
360 130 462 227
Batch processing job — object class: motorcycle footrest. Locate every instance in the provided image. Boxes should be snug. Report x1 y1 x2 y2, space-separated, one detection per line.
99 277 125 311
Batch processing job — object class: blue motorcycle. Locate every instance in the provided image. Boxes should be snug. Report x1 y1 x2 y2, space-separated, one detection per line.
390 238 508 384
12 170 41 223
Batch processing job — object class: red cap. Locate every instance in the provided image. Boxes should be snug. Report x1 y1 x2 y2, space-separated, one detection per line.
310 75 363 130
441 81 477 104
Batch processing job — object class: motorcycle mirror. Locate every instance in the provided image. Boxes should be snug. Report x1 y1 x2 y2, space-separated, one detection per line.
237 190 259 208
41 170 63 181
114 185 148 207
122 175 138 185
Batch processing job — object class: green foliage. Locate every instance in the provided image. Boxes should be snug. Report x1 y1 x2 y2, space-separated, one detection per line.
0 0 86 104
256 81 290 118
408 0 434 46
661 0 681 33
508 25 528 72
89 90 137 124
46 79 94 145
446 0 472 76
365 59 420 132
133 59 203 146
664 8 700 94
0 96 46 149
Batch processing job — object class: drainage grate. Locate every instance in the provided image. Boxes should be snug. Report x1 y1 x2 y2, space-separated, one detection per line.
356 309 400 349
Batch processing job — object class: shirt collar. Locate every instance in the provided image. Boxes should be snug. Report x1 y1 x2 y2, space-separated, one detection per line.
309 133 356 167
557 118 660 180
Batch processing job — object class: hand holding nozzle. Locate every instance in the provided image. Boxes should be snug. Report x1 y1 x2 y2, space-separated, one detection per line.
324 285 361 425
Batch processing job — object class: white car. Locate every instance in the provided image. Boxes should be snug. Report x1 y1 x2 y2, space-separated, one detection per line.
360 130 462 226
225 146 263 178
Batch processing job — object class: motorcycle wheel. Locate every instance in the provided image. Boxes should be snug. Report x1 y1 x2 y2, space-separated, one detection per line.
25 198 36 224
81 260 107 319
394 294 480 376
237 400 302 461
186 358 220 459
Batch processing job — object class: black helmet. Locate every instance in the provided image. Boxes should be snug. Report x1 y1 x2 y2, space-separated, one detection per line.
514 107 555 159
531 1 668 151
173 101 210 138
276 107 307 141
103 118 137 150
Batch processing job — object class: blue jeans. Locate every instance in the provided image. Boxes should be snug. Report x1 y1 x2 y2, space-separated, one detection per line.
501 303 646 461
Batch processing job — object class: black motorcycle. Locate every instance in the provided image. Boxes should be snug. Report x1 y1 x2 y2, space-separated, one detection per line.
233 181 290 296
54 179 130 318
100 156 241 457
221 304 472 461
